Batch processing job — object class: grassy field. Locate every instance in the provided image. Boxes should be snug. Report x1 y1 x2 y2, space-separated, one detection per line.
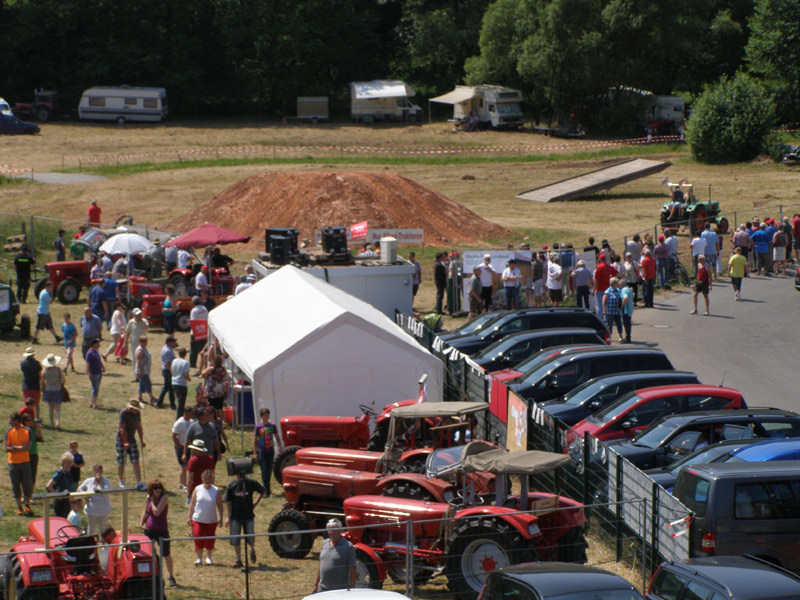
0 119 799 598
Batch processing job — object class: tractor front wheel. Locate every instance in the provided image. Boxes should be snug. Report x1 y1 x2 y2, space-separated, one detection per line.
34 279 49 301
5 553 58 600
382 481 434 502
175 311 191 332
19 314 31 339
556 525 588 563
122 578 153 599
273 445 302 484
56 279 81 304
268 509 313 559
354 549 383 589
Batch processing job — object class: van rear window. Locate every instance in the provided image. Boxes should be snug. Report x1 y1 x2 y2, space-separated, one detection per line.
674 473 708 517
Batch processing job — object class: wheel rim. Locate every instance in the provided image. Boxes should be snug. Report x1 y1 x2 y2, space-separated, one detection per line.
275 521 302 551
354 557 373 588
63 284 79 302
460 538 510 591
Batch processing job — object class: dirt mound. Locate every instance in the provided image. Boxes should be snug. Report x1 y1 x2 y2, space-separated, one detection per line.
168 171 511 246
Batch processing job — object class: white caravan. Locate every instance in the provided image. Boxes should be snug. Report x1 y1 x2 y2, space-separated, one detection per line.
349 80 423 123
431 85 524 129
78 86 168 123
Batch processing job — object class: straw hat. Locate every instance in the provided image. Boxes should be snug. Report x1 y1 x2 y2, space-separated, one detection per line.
22 347 36 358
187 439 208 453
42 354 61 368
126 399 144 411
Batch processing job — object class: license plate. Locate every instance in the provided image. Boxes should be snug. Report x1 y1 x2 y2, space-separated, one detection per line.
136 562 150 574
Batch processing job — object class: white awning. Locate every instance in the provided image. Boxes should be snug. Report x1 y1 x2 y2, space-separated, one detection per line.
430 88 477 105
352 80 416 100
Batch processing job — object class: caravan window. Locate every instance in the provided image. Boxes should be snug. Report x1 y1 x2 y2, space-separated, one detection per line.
396 97 412 108
124 97 137 106
143 98 158 109
89 97 105 108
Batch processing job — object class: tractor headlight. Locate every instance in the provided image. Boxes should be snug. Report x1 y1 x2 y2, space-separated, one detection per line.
30 569 52 583
528 523 540 536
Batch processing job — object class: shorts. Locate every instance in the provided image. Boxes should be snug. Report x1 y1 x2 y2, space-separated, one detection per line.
207 396 225 411
548 288 563 303
35 313 53 331
174 445 187 467
22 389 41 405
694 281 709 295
144 529 171 557
731 277 742 292
468 294 482 313
115 435 139 466
137 375 152 395
533 280 544 297
191 521 217 550
229 519 255 546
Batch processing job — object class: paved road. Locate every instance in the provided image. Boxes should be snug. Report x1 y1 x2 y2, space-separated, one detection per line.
12 172 106 184
629 270 799 411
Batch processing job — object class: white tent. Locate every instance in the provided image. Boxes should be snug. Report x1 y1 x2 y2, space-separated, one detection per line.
208 266 442 422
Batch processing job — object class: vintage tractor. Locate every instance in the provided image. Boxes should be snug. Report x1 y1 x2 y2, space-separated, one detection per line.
13 89 60 122
660 182 728 236
0 283 31 339
343 447 587 599
2 489 161 600
269 441 498 559
276 401 487 483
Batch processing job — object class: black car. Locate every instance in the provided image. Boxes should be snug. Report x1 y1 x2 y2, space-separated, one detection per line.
541 370 701 426
0 113 40 135
506 346 673 404
471 327 605 372
446 307 609 356
647 555 800 600
438 310 508 342
608 408 800 470
481 562 644 600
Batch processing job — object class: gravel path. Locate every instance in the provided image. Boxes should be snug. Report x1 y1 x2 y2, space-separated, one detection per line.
13 172 107 184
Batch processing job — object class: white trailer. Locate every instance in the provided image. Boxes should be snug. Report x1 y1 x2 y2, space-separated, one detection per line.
349 80 423 123
78 86 168 124
294 96 328 123
431 85 524 129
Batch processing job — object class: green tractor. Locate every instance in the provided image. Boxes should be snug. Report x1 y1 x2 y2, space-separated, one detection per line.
0 283 31 339
660 182 729 236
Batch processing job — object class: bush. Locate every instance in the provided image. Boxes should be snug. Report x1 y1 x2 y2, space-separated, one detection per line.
687 73 775 163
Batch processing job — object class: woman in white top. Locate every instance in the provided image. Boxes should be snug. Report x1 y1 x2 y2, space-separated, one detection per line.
78 464 113 537
104 301 127 363
187 469 222 565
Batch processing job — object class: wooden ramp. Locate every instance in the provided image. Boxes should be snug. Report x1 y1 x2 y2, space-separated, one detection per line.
516 158 670 203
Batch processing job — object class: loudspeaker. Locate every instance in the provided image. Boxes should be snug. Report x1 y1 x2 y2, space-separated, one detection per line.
322 226 348 254
265 228 299 255
270 235 292 265
226 457 254 476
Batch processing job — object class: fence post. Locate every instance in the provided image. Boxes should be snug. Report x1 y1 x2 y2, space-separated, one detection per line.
152 538 158 600
405 518 414 598
734 211 737 229
582 434 590 507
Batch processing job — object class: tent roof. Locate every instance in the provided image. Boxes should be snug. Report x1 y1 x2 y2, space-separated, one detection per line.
463 449 570 475
430 88 477 105
352 80 416 99
208 265 437 381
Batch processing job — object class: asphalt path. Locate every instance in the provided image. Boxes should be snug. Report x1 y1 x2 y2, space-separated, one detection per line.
626 269 800 411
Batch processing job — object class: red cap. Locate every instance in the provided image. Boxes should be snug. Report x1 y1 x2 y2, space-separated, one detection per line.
658 235 665 242
201 265 208 271
74 233 81 239
598 253 606 259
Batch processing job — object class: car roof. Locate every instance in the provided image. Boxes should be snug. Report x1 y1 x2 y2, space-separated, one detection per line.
661 556 800 599
685 460 800 479
494 562 637 595
577 371 697 386
632 384 741 400
648 407 799 426
728 438 800 459
488 327 600 341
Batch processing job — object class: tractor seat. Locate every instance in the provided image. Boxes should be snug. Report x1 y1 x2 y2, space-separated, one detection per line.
62 534 100 574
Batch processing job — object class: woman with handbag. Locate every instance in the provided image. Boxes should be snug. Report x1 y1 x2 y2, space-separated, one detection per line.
40 353 65 430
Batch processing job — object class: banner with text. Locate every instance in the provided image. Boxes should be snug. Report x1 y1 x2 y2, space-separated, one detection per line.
368 229 424 244
350 221 369 240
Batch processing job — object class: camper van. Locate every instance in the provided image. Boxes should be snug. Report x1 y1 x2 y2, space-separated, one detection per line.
431 85 524 129
349 80 423 123
78 86 168 123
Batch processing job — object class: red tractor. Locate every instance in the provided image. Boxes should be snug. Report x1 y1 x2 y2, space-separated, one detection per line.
343 447 587 599
13 89 60 122
274 401 487 483
269 441 498 559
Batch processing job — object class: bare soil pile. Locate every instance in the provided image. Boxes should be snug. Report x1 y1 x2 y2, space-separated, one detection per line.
168 170 511 245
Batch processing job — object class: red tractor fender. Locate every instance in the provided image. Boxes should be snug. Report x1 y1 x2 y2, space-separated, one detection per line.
9 541 56 587
351 542 387 581
454 506 542 540
399 448 432 468
376 472 453 501
106 532 158 593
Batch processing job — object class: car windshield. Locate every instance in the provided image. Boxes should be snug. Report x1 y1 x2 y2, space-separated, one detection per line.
513 357 569 387
562 380 611 406
550 591 643 600
452 312 501 336
495 103 521 115
474 335 526 360
631 420 680 449
591 393 642 423
667 444 740 475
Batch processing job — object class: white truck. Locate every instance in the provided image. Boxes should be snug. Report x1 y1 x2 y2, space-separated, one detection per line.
78 86 168 124
349 80 423 123
431 85 524 129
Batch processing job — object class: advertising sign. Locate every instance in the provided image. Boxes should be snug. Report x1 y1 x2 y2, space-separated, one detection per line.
190 319 208 341
507 392 528 452
350 221 369 240
368 229 424 244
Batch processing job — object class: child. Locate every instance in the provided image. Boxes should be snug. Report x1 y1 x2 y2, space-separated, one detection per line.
69 440 85 484
61 313 77 374
20 397 37 419
67 498 86 529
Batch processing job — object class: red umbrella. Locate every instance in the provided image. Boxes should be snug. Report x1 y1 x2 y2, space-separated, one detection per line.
164 223 250 249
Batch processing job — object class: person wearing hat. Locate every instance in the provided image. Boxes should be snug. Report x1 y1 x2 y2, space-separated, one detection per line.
502 258 521 309
40 354 65 429
20 348 42 419
312 518 357 593
87 199 101 227
69 234 86 261
234 274 255 296
545 254 563 307
185 438 214 499
53 229 67 262
116 399 147 490
194 265 211 292
146 238 166 279
478 254 496 312
13 244 35 304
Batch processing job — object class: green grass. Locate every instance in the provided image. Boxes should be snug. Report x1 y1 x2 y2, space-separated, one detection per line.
0 175 29 186
61 143 686 177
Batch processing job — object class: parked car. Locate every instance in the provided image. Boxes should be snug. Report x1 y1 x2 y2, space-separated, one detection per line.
471 328 605 372
446 308 609 355
305 592 409 600
506 347 674 403
647 555 800 600
480 562 644 600
674 461 800 571
541 371 701 427
608 408 800 470
724 438 800 462
570 385 746 443
491 344 613 384
0 97 12 116
438 310 509 342
0 113 39 135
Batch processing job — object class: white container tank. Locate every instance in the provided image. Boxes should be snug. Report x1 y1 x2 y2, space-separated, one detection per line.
380 237 397 264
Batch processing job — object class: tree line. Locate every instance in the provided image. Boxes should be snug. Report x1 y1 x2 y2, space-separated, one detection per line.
0 0 796 131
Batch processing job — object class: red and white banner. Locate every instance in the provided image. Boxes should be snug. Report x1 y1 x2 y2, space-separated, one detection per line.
350 221 369 240
190 319 208 341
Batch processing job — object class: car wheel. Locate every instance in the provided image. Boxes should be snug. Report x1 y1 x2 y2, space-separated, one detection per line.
273 446 302 484
268 509 313 559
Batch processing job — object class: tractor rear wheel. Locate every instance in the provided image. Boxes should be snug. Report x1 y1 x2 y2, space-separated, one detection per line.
19 314 31 339
446 518 531 600
34 279 49 301
556 525 588 563
36 108 51 122
268 509 313 559
56 279 81 304
6 554 58 600
168 274 188 298
382 481 434 502
273 445 302 484
354 549 383 589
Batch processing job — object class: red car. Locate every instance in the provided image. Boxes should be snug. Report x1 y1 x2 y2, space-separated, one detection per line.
570 385 746 443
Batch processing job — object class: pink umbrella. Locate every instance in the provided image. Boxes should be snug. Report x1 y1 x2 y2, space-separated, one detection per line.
164 223 250 249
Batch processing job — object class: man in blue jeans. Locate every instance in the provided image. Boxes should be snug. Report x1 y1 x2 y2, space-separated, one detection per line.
157 336 177 409
253 408 282 497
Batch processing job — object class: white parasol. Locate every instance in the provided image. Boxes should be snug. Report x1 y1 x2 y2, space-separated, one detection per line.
98 232 155 255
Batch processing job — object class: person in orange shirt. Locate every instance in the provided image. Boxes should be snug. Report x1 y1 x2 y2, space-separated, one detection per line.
4 412 33 515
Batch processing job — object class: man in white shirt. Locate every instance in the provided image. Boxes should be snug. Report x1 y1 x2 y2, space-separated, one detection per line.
501 259 521 309
171 406 194 490
234 274 256 296
194 265 210 292
690 231 707 275
546 253 563 306
177 248 190 270
478 254 496 312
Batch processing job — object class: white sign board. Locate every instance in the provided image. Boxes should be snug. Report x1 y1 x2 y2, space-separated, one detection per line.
461 250 532 309
368 229 424 244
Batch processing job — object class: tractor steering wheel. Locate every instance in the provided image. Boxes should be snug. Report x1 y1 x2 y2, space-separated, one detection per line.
56 523 82 544
359 404 377 417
